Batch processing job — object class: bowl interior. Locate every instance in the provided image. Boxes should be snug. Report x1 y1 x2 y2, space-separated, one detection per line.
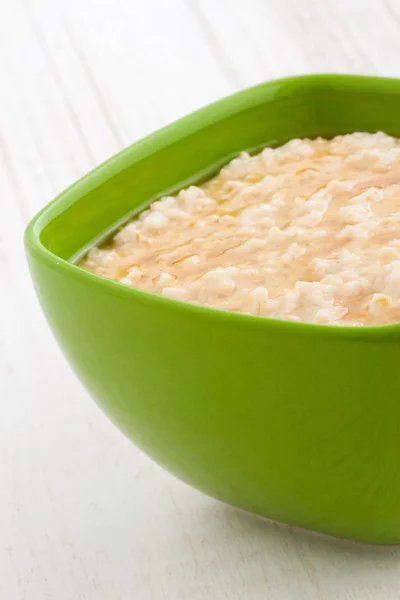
31 74 400 264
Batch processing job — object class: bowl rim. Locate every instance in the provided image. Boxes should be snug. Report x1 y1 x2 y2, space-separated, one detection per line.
24 73 400 340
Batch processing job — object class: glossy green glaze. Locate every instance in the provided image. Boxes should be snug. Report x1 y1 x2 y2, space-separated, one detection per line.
25 75 400 544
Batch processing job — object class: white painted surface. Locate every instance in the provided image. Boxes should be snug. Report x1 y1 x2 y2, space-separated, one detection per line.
2 0 400 597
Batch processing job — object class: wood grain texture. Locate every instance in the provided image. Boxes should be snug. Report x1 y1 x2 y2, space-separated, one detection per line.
2 0 400 597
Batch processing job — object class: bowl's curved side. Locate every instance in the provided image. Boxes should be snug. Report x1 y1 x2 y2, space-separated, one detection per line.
26 249 400 544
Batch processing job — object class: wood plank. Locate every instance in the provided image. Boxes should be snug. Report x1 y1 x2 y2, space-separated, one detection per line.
1 0 400 597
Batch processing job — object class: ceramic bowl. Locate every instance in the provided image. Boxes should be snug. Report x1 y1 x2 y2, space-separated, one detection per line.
25 75 400 544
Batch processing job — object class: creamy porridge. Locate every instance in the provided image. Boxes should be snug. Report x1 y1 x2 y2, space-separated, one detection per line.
81 132 400 326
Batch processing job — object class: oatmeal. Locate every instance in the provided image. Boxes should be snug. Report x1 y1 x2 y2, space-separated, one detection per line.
81 132 400 326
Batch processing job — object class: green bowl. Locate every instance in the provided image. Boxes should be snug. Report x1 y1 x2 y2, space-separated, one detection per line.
25 74 400 544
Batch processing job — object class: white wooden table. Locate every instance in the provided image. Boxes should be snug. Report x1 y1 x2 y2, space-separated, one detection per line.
2 1 400 598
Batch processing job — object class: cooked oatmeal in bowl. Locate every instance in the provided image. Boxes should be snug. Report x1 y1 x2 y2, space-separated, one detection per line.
81 132 400 326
